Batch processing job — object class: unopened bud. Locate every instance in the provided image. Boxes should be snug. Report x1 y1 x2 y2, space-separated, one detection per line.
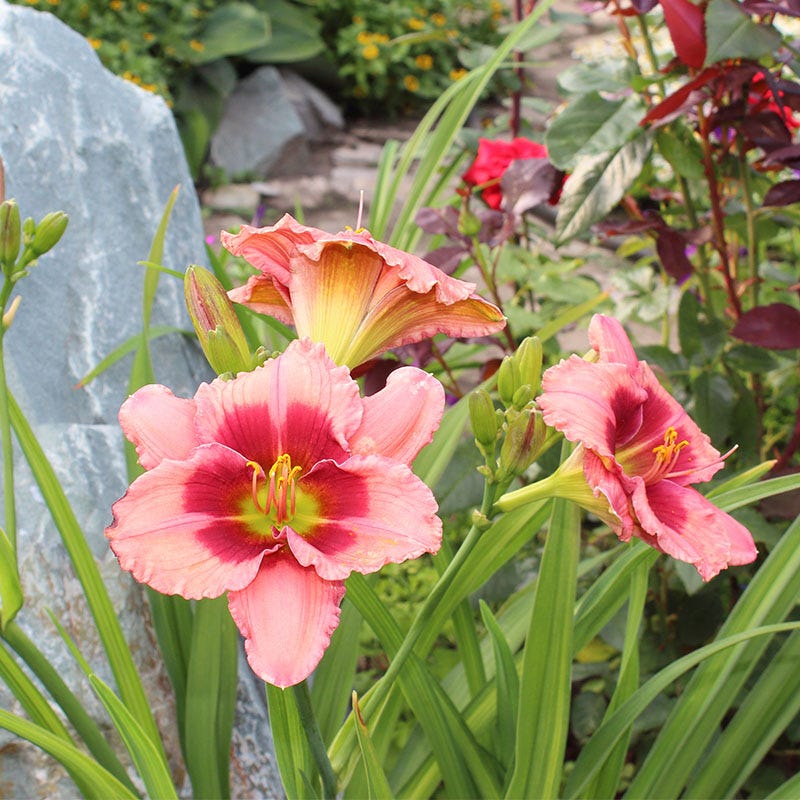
0 200 20 271
2 295 20 330
515 336 542 394
458 206 481 237
511 384 533 410
184 265 251 375
499 409 546 477
469 388 499 448
497 355 516 407
30 211 68 257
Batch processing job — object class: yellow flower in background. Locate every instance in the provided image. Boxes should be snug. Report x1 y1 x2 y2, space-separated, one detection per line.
87 36 102 49
449 68 467 81
110 0 123 10
431 12 446 26
189 39 205 52
357 31 372 44
352 14 363 24
374 33 389 43
403 75 420 92
46 0 59 6
138 1 149 11
408 17 425 30
415 54 433 70
362 43 380 61
143 31 155 42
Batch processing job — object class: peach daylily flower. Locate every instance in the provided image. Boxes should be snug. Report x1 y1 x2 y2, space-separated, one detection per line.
501 315 757 581
106 339 444 687
221 214 505 368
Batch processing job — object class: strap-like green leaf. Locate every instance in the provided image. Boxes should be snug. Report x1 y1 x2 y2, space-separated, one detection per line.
0 526 22 628
8 390 166 756
564 622 800 798
351 692 393 800
505 496 581 799
184 596 238 800
89 674 179 800
0 710 138 800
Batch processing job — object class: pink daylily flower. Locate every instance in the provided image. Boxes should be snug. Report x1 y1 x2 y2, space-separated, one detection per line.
106 338 444 687
536 315 757 581
221 214 506 368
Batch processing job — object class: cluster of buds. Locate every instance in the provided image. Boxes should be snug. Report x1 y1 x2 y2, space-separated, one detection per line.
469 336 546 485
0 197 68 331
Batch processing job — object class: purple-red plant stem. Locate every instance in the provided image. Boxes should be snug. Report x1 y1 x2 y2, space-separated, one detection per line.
696 104 743 319
771 399 800 473
510 0 526 139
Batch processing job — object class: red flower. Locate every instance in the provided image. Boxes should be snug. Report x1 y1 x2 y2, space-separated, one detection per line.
462 137 556 210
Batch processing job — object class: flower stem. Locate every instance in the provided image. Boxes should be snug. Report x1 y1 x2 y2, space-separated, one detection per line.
292 679 337 800
0 277 17 548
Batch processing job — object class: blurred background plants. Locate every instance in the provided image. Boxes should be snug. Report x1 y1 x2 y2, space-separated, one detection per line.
313 0 510 115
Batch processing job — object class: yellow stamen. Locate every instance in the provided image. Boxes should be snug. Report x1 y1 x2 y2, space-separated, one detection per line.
265 454 303 525
642 426 689 483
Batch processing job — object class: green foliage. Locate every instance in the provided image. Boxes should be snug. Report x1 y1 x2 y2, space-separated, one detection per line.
314 0 510 115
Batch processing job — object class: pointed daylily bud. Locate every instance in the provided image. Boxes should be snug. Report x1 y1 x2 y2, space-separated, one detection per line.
184 265 252 375
30 211 68 257
469 388 499 448
0 200 20 272
515 336 542 394
497 355 516 407
511 384 534 410
499 407 546 477
2 295 21 331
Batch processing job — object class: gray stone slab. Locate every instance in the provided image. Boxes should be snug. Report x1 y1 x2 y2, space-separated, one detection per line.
0 3 282 796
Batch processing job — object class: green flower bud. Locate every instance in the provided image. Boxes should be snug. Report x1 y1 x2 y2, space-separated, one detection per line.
0 200 20 271
499 408 546 478
458 206 481 237
469 388 498 448
2 295 20 330
515 336 542 394
496 355 516 407
30 211 68 257
511 384 534 410
184 265 252 375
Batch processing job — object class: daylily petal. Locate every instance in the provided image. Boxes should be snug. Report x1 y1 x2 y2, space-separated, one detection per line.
119 384 199 470
350 366 444 465
589 314 639 370
220 215 326 285
634 480 757 581
287 455 442 581
228 550 345 688
583 449 637 538
226 273 294 325
618 362 723 485
194 338 360 469
538 356 647 456
106 443 271 599
288 241 386 366
344 284 505 369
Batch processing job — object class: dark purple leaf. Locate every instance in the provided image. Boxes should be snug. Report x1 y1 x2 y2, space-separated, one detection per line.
632 0 659 12
732 303 800 349
422 245 468 274
415 206 461 237
761 144 800 169
739 112 793 150
656 228 693 282
742 0 800 17
500 158 561 216
763 179 800 207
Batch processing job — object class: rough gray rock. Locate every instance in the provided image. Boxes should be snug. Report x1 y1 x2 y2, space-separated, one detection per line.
0 3 282 797
211 66 307 179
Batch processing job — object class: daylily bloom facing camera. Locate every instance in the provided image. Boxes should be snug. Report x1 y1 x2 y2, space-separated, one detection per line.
221 214 505 369
499 315 756 581
106 339 444 687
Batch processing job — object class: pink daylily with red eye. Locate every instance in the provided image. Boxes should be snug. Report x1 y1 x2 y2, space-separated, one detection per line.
526 315 756 581
221 214 505 369
106 338 444 687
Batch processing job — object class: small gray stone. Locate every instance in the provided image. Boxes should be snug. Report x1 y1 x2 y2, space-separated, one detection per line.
279 68 344 140
210 66 306 179
0 3 282 797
